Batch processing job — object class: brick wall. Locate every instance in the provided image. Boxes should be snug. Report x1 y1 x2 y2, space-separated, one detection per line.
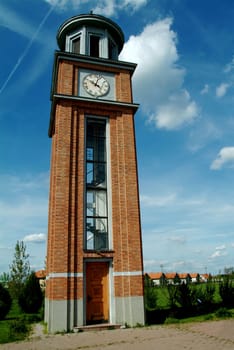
46 57 144 300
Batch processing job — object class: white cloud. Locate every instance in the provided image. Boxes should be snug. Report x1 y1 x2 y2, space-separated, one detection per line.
23 233 46 243
151 90 198 130
216 83 230 98
171 260 186 269
200 84 209 95
210 250 227 259
122 0 148 9
140 193 176 207
0 3 54 96
119 18 198 130
168 236 186 245
210 147 234 170
0 3 35 39
224 56 234 73
93 0 116 16
0 173 48 272
43 0 148 15
188 119 222 153
43 0 68 8
215 244 226 250
0 173 49 239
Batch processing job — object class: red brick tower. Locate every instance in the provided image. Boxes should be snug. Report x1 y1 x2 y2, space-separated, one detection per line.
45 13 145 332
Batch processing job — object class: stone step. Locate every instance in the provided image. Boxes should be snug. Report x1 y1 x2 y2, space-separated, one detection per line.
73 323 123 332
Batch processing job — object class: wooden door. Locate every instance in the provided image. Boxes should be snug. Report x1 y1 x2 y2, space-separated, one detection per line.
86 262 109 324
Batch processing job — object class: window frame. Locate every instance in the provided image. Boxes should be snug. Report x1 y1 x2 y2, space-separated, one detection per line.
66 31 82 54
84 116 111 251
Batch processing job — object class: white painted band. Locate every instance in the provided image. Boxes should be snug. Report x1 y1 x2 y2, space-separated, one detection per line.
46 272 83 280
113 271 143 277
46 271 143 279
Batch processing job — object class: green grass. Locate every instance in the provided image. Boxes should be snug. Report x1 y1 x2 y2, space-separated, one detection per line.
154 283 223 309
154 286 169 308
0 321 11 344
0 299 42 344
164 308 234 325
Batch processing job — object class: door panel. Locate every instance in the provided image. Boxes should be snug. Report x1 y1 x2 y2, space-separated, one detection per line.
86 262 109 324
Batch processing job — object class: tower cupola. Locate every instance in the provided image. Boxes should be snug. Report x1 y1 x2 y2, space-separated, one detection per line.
57 13 124 60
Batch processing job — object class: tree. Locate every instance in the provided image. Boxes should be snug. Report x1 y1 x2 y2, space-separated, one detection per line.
196 273 201 284
0 272 10 288
219 275 234 307
167 284 179 309
18 272 43 313
9 241 30 299
0 283 12 319
144 274 158 309
196 281 216 311
173 273 181 285
176 283 197 310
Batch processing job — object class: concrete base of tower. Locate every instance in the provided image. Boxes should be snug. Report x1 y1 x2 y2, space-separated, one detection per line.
44 298 83 333
114 296 145 327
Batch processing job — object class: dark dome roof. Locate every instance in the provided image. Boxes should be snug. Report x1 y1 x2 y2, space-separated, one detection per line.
57 13 125 53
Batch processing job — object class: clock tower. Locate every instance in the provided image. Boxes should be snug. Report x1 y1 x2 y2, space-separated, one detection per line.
45 13 145 333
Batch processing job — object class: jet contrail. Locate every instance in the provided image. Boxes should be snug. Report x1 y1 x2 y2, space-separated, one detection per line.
0 5 54 95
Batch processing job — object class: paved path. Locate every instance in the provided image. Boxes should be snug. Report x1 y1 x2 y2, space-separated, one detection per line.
1 319 234 350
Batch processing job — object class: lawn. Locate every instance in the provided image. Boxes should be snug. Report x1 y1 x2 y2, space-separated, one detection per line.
0 300 42 344
155 282 222 309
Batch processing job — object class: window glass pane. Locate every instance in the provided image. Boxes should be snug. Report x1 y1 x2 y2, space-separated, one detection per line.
90 35 100 57
94 218 108 250
86 217 94 250
72 37 80 54
86 162 106 187
86 147 93 161
86 162 94 185
87 137 105 163
108 38 116 59
86 190 107 217
85 118 108 251
86 218 108 250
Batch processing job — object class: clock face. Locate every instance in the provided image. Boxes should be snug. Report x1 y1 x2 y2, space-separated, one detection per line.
83 74 110 97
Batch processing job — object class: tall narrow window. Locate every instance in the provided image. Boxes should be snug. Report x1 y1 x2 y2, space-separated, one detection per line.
72 37 80 54
108 38 117 60
90 35 100 57
85 118 108 250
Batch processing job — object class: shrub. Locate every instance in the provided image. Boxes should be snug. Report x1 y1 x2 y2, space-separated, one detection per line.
219 276 234 307
145 308 170 324
164 317 179 324
0 283 12 320
9 317 28 334
18 272 43 314
215 307 232 318
144 275 158 309
176 283 197 310
196 282 216 311
166 284 179 309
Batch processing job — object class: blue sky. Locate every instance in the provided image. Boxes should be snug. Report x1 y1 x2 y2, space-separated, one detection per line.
1 0 234 275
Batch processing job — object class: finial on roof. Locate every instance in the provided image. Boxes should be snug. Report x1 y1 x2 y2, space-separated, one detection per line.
90 10 93 15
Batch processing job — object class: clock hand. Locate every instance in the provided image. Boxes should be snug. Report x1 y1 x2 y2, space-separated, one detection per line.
94 76 102 87
88 79 100 88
